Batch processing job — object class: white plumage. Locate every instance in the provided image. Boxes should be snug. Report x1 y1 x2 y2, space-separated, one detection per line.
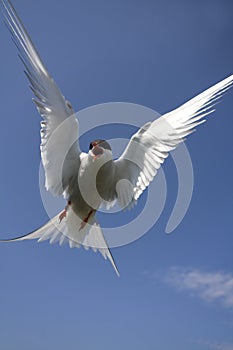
1 0 232 276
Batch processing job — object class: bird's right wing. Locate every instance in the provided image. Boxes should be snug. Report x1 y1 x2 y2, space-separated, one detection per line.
2 0 81 196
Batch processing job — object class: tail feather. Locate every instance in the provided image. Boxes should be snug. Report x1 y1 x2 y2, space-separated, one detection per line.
0 208 120 277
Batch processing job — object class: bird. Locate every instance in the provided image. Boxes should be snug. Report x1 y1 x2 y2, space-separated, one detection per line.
1 0 233 276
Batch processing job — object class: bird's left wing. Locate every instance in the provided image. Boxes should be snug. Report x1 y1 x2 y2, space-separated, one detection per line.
114 75 233 209
2 0 81 196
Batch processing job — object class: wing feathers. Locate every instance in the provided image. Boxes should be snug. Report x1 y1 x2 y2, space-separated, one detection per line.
115 75 233 207
2 0 80 196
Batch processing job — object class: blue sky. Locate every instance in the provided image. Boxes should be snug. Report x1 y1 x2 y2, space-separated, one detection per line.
0 0 233 349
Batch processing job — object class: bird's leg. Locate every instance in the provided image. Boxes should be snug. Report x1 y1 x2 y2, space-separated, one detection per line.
59 201 71 223
79 209 95 231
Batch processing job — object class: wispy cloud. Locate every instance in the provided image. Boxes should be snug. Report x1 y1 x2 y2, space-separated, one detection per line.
162 267 233 308
205 342 233 350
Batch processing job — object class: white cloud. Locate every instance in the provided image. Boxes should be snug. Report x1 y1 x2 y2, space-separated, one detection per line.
163 267 233 308
207 342 233 350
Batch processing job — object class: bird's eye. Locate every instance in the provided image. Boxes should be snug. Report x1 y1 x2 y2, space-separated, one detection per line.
89 142 93 150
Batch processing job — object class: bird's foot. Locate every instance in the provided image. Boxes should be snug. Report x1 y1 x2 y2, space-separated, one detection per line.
59 209 67 223
79 218 88 231
79 209 94 231
59 201 71 223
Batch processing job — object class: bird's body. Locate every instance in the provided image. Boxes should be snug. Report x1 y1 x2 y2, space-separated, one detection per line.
1 0 233 276
76 146 115 212
58 140 116 226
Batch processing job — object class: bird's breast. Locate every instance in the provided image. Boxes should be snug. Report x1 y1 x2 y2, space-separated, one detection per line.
77 155 115 210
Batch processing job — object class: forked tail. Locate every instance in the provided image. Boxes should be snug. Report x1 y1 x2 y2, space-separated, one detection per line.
0 208 120 277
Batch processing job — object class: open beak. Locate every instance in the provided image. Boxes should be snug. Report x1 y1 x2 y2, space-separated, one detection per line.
92 145 103 159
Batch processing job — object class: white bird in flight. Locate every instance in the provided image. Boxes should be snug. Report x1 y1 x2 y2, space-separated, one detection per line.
1 0 233 276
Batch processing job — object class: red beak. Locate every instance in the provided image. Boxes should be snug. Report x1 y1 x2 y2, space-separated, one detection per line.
92 145 103 158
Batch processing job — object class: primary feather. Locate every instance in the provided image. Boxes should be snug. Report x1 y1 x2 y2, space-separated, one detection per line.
2 0 80 196
114 75 233 208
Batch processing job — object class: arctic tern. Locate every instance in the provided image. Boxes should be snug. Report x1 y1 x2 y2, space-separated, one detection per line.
1 0 233 276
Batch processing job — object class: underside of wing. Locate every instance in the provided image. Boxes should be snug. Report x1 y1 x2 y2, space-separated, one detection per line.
2 0 80 195
114 75 233 208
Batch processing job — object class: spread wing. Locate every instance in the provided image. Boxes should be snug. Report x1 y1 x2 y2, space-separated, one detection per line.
0 209 120 277
114 75 233 209
2 0 80 196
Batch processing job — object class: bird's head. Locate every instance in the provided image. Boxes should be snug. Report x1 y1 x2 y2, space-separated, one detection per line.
89 139 112 161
